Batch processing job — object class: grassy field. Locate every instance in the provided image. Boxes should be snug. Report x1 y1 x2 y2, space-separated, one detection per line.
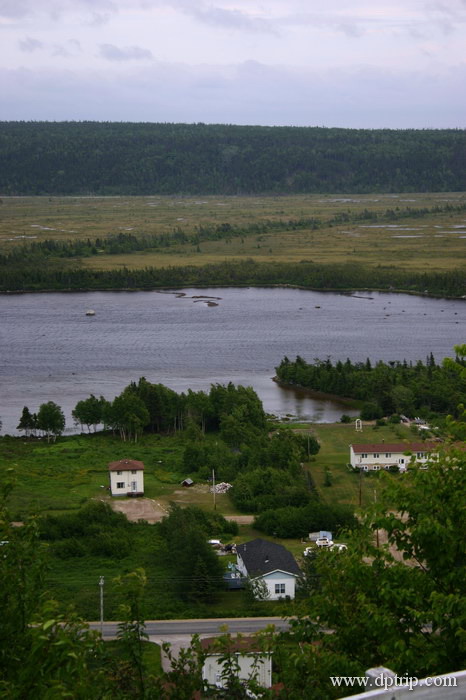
1 192 465 272
0 432 245 520
0 421 430 619
301 421 416 507
0 433 185 518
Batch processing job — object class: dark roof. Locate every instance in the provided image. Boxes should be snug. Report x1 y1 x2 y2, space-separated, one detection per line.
108 459 144 472
236 538 301 577
351 443 437 454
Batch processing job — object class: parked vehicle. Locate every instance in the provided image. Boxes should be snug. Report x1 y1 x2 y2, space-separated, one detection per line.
315 537 333 547
330 543 347 552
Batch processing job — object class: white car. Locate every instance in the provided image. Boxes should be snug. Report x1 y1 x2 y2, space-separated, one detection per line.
330 543 348 553
315 537 333 547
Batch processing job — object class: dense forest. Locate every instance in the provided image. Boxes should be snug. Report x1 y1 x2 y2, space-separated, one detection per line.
1 121 465 195
275 352 466 418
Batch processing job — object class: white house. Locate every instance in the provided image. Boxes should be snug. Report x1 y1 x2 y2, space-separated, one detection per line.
108 459 144 496
236 538 301 600
200 636 273 690
349 442 438 472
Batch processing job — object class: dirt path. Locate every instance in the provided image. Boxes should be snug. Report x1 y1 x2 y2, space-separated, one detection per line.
108 498 169 523
225 515 255 524
107 498 255 525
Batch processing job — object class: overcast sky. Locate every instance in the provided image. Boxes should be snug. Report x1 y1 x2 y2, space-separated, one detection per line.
1 0 465 128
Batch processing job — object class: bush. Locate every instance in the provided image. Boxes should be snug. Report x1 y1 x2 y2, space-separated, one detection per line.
360 402 383 420
89 532 131 559
388 414 401 424
254 502 357 539
51 538 87 559
340 414 352 423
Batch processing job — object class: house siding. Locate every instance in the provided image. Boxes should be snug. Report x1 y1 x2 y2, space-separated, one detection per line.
202 653 272 689
109 469 144 496
262 570 298 600
349 444 437 471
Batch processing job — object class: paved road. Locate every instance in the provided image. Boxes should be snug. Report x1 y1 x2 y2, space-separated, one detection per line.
89 616 291 640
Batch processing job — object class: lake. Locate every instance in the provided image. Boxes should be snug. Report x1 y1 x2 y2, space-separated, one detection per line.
0 287 464 434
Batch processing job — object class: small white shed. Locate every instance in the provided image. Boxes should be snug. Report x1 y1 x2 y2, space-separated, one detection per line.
201 636 272 690
108 459 144 497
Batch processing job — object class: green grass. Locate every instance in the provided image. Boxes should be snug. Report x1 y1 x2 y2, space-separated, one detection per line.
1 433 187 518
0 422 428 620
301 422 416 507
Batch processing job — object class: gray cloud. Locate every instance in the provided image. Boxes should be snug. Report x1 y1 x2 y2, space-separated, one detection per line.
1 60 464 129
18 36 44 52
0 0 117 20
184 5 277 34
99 44 154 61
18 36 82 57
86 11 113 26
0 0 32 18
52 45 70 57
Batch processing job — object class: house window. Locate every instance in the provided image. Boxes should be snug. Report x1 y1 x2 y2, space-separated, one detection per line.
372 465 379 470
117 470 122 475
385 453 391 458
116 482 125 489
399 458 405 464
361 453 368 459
417 452 424 458
131 470 137 474
373 453 379 458
275 583 286 595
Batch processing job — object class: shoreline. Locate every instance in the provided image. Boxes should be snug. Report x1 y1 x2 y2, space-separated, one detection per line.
1 283 465 301
272 376 360 408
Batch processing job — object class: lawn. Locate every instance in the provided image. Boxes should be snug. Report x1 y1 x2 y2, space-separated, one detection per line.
300 421 417 507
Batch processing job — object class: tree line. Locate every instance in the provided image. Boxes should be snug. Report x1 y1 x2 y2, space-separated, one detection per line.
276 349 466 418
2 258 466 298
1 121 465 195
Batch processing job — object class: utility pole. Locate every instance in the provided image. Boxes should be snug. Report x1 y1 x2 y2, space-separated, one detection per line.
374 489 379 548
99 576 104 636
212 468 216 510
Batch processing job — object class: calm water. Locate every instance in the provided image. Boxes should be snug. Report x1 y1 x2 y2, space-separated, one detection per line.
0 287 464 434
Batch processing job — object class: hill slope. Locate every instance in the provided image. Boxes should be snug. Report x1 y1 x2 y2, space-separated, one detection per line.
1 121 465 195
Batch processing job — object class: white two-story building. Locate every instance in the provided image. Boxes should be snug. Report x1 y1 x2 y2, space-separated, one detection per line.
108 459 144 496
349 442 438 472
